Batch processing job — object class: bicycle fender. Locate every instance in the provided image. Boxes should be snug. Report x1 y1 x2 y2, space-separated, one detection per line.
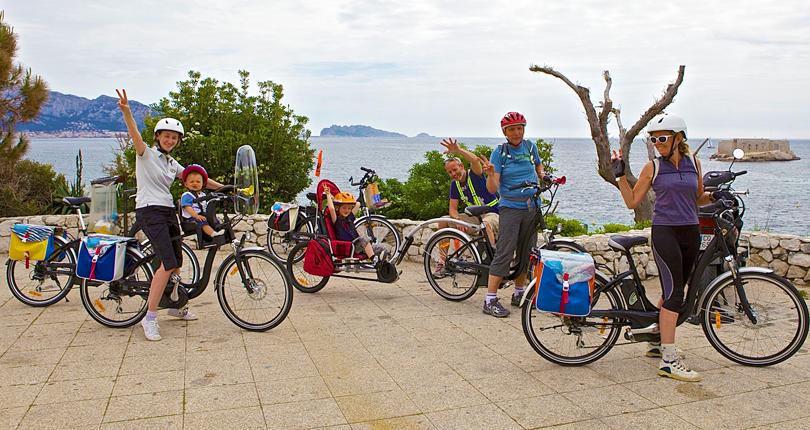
519 275 538 308
696 266 776 309
429 227 475 243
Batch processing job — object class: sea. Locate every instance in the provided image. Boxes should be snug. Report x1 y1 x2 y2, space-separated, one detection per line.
26 137 810 236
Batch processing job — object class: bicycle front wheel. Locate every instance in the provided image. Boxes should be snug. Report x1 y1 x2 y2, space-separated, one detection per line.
6 236 77 307
355 215 401 260
423 230 482 301
701 271 809 366
522 274 623 365
217 250 293 331
80 248 151 328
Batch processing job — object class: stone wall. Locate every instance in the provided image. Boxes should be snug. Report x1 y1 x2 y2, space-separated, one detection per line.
3 215 809 289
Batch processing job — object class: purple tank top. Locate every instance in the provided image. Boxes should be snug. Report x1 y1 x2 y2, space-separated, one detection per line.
652 156 699 226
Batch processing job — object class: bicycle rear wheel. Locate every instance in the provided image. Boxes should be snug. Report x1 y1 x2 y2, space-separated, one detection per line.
6 236 77 307
522 274 623 365
217 250 293 331
701 271 809 366
267 218 314 262
355 215 401 260
80 248 151 328
140 240 202 298
423 230 482 301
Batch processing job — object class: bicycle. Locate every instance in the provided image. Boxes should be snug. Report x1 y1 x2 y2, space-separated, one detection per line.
520 158 809 367
5 177 199 307
422 175 586 301
79 185 293 331
267 166 401 261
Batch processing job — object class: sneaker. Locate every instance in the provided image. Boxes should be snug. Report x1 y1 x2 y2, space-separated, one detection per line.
482 297 511 318
432 262 448 279
645 343 686 359
511 292 523 307
141 318 162 341
167 307 198 321
658 359 702 382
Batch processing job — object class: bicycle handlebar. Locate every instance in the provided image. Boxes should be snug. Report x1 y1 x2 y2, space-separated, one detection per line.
360 166 374 174
90 175 122 186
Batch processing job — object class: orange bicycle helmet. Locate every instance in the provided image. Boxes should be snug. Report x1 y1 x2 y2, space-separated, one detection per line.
333 192 356 204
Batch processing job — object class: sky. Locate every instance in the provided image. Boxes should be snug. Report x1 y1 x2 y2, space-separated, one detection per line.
4 0 810 138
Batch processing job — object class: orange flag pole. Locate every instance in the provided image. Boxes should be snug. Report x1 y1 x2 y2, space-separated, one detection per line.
314 149 323 177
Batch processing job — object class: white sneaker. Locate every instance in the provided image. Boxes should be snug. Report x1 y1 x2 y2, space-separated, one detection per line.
167 307 198 321
141 318 162 341
658 359 702 382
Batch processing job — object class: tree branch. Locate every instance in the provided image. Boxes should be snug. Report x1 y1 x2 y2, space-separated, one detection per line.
598 71 613 129
529 65 602 143
626 65 685 140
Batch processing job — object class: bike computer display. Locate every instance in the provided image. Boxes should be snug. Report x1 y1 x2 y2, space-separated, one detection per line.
234 145 260 215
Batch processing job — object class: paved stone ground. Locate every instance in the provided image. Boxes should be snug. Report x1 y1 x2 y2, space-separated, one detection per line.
1 251 809 429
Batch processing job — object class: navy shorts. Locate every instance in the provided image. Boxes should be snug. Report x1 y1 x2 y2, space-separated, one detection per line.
136 206 183 271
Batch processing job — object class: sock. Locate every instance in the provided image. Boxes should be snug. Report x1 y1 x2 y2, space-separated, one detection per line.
514 287 525 297
649 341 661 348
485 292 497 304
145 311 158 322
661 343 677 362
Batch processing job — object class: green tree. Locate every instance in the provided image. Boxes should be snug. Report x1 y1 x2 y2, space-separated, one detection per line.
126 70 313 210
0 11 54 217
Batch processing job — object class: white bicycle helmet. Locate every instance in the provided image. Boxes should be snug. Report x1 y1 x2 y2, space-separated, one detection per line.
647 114 687 139
154 117 185 137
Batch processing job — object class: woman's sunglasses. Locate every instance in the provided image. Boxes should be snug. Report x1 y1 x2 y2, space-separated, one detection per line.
649 135 674 144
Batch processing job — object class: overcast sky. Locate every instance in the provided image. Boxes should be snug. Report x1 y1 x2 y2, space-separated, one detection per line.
5 0 810 138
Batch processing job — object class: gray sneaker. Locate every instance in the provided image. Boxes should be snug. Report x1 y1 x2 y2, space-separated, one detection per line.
483 297 510 318
511 292 523 307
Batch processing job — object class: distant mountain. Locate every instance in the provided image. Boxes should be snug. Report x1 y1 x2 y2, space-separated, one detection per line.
19 91 154 136
414 132 435 138
320 124 406 138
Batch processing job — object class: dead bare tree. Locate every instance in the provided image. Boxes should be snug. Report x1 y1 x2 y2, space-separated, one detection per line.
529 65 685 222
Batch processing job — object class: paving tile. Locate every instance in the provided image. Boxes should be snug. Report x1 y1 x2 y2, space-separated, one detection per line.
49 358 121 381
100 414 183 430
263 398 347 429
538 418 606 430
119 352 185 375
104 390 184 423
112 370 185 396
530 365 614 393
625 367 767 407
497 393 594 428
751 416 810 429
184 406 265 429
561 384 657 417
61 343 127 363
256 376 332 405
350 414 436 429
35 376 115 404
0 363 56 386
70 325 132 346
184 382 259 414
427 403 522 430
0 347 64 367
406 379 490 413
589 356 660 383
0 383 43 409
186 333 245 353
469 370 554 403
0 406 28 430
18 398 107 430
322 365 398 397
600 408 698 429
125 336 186 358
335 389 421 423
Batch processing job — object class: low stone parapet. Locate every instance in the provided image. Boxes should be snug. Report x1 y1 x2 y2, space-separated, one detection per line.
2 215 809 288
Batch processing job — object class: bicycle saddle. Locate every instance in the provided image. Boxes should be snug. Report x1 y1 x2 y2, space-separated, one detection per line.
608 235 648 252
464 205 494 217
62 196 91 207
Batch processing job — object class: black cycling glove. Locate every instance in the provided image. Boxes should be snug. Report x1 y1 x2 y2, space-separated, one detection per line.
611 158 625 178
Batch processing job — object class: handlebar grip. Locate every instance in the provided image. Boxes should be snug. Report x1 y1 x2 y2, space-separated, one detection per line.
360 167 374 173
734 170 747 176
90 175 121 186
508 181 536 191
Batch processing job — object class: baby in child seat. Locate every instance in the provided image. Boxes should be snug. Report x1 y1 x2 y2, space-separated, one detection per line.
180 164 218 238
323 184 382 266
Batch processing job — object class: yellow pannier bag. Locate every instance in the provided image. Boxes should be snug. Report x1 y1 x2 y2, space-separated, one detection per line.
9 224 56 264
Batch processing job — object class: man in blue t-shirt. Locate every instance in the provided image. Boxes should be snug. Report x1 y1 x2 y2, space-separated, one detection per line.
480 112 546 318
432 138 500 277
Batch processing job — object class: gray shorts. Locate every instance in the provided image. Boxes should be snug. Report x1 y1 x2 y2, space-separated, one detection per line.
489 206 537 278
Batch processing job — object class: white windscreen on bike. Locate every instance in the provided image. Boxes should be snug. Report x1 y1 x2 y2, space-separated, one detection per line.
234 145 260 215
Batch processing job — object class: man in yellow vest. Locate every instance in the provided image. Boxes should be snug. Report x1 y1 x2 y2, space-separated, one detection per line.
434 138 500 277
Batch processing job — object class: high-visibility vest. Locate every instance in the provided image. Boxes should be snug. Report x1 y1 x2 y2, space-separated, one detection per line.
453 174 499 208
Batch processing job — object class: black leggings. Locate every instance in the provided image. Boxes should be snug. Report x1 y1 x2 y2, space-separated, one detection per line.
651 224 699 313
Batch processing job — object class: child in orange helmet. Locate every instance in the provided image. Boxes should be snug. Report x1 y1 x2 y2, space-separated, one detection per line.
323 184 378 263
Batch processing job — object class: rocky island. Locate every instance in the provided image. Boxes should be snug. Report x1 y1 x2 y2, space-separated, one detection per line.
320 125 407 137
711 138 800 161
